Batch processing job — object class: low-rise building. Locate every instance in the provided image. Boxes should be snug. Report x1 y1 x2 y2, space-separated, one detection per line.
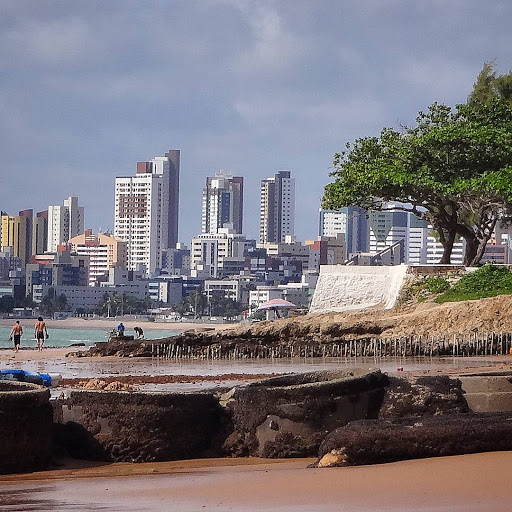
69 230 127 286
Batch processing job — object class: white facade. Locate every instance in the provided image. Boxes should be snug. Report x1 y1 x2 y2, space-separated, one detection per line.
69 231 127 286
47 196 84 252
204 279 248 305
320 210 347 238
201 172 243 234
191 229 249 278
259 170 295 244
114 151 180 274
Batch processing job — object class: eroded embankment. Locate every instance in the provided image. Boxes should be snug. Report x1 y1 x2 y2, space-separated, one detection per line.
72 295 512 361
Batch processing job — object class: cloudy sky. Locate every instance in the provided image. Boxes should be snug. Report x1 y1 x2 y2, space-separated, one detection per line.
1 1 511 245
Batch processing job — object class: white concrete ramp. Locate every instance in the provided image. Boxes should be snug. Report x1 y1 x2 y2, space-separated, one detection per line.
309 265 408 314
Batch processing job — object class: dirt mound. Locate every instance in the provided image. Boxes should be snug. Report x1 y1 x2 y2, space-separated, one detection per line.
222 294 512 340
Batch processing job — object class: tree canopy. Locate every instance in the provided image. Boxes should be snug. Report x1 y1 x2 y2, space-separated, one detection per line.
323 97 512 265
468 62 512 107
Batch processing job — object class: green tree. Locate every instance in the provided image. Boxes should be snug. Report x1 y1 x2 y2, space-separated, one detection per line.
94 292 153 317
0 295 15 313
323 100 512 266
469 62 512 107
40 288 69 316
175 289 206 318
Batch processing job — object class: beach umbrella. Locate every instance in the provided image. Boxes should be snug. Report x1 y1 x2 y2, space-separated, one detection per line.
257 298 296 318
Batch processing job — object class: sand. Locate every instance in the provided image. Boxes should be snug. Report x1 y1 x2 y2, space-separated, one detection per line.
0 316 229 332
1 318 511 510
0 452 510 511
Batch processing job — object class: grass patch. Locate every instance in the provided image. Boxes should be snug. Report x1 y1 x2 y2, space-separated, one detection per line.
436 264 512 304
423 277 450 294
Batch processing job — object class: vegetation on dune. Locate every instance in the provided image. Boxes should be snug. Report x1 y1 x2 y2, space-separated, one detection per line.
436 264 512 303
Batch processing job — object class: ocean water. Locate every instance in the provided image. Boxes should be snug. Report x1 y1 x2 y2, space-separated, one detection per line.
0 326 177 350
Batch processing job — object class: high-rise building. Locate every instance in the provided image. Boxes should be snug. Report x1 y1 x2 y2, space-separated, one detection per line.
69 230 127 286
259 170 295 244
32 211 48 256
1 210 33 266
114 149 180 273
201 172 243 234
47 196 84 252
319 207 369 260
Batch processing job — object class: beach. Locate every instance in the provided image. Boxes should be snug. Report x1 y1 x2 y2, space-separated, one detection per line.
1 330 512 510
0 452 510 511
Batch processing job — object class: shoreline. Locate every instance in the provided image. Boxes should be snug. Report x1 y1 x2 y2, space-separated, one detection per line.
0 316 231 332
0 452 510 511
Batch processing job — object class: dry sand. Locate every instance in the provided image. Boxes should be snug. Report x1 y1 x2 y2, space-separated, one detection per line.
0 452 510 511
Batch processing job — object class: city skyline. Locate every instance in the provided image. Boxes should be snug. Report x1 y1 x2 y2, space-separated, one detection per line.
1 3 510 245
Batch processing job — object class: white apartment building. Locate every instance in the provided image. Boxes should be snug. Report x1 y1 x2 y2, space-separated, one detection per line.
204 279 250 306
202 172 243 234
114 151 180 274
191 229 250 278
259 170 295 244
68 230 127 286
47 196 84 252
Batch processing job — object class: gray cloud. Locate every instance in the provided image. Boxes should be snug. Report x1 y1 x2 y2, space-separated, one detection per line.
1 1 511 244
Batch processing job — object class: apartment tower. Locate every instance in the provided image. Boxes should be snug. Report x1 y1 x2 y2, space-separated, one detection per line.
201 172 243 234
259 170 295 244
0 209 33 265
47 196 84 252
114 149 180 273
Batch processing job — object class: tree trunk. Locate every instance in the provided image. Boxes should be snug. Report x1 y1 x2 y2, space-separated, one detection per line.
457 224 480 266
438 237 455 264
436 224 457 264
463 237 479 266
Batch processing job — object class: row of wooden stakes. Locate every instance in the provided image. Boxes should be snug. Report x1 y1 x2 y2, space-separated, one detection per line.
148 332 512 359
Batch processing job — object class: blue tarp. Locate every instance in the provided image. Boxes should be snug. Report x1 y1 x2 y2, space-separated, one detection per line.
0 369 53 386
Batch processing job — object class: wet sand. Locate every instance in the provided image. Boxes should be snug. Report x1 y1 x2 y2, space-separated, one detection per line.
0 452 510 511
0 316 227 332
1 348 512 510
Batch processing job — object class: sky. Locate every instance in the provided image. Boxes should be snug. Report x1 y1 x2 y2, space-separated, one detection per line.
1 1 511 246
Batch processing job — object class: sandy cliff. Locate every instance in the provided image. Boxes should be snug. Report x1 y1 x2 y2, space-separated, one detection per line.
223 294 512 340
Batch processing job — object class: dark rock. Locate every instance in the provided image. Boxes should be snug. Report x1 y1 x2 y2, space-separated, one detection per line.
53 390 229 462
0 382 53 474
314 413 512 467
379 375 469 418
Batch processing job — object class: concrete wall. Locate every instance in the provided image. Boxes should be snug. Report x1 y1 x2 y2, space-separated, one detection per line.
53 390 226 462
459 372 512 413
0 381 53 474
224 369 388 457
310 264 408 313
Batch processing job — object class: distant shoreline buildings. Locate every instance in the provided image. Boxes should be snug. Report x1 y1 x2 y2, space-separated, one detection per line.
2 146 512 316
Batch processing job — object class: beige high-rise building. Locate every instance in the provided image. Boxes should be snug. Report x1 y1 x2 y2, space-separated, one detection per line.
32 210 48 256
259 170 295 244
1 209 32 265
69 230 127 286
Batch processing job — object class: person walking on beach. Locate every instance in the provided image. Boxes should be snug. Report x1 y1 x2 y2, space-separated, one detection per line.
9 321 23 353
34 317 49 351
